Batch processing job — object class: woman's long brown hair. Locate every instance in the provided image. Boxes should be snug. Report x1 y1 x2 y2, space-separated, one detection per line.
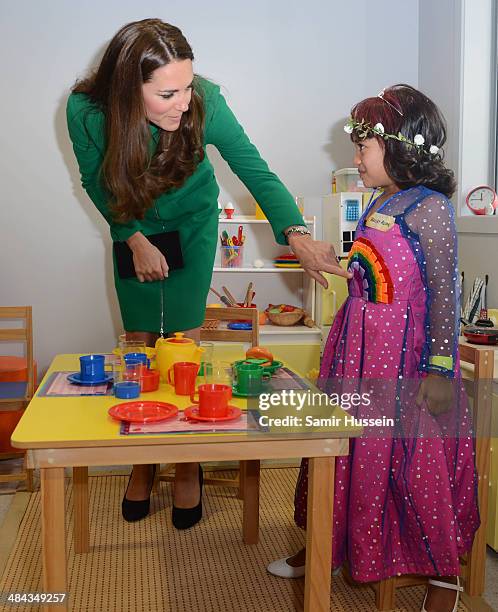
73 19 205 222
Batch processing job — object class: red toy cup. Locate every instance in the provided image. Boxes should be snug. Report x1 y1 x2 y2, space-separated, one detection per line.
168 361 199 396
140 368 160 392
190 383 232 418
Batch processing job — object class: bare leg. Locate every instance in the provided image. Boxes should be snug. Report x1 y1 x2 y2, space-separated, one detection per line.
174 462 201 507
123 331 159 499
172 326 202 506
124 464 155 500
287 548 306 566
125 330 159 346
125 327 201 502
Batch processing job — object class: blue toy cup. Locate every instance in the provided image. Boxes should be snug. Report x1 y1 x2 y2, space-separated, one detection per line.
114 381 140 399
124 352 148 367
79 354 105 381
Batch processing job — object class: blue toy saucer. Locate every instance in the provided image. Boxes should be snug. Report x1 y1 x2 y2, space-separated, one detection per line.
227 322 252 330
67 372 113 386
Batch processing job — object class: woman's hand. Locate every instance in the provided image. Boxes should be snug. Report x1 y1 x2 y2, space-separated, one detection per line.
416 373 455 416
287 234 352 288
126 232 169 282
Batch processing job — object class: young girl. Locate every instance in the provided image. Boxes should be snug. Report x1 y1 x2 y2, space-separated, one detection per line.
268 85 480 612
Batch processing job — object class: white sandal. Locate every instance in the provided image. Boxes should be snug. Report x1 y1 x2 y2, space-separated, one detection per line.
267 557 343 580
421 576 463 612
267 556 305 578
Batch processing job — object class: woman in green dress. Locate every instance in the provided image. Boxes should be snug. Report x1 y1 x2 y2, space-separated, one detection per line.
67 18 347 530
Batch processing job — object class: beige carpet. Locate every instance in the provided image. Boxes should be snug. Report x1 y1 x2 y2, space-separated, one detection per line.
0 468 465 612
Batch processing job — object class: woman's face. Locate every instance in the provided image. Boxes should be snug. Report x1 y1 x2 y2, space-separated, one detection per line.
142 59 194 131
353 137 395 191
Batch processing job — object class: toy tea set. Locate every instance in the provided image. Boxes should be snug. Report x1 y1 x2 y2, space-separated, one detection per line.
67 334 281 425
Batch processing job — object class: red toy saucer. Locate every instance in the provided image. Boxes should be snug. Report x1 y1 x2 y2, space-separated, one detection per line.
184 405 242 422
109 401 178 423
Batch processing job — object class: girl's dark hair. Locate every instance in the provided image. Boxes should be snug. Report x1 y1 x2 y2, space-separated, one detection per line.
73 18 205 222
351 84 456 198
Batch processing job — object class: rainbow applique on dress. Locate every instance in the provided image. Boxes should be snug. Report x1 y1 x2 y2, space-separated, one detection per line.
347 237 394 304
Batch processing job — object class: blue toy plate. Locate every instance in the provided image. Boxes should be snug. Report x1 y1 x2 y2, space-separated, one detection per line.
227 322 252 330
67 372 113 386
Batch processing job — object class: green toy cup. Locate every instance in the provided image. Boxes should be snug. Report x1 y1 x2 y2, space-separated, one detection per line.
233 363 270 395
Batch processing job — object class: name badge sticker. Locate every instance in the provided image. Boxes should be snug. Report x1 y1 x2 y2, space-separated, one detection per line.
365 212 395 232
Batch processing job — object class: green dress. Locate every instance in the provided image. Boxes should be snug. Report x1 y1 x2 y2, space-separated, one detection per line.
66 78 305 333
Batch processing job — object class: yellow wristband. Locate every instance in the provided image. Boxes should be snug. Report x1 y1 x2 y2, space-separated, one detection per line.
429 355 454 370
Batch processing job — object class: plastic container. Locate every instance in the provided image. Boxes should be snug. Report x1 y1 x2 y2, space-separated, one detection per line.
0 408 24 453
140 368 160 392
220 245 244 268
295 196 305 214
334 168 366 192
114 381 140 399
0 356 38 453
255 202 267 219
113 358 141 398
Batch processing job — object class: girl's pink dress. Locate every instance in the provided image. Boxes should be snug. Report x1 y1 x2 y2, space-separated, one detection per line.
294 186 480 582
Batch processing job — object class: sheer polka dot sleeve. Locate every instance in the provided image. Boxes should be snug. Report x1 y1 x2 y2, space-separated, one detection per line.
405 194 459 377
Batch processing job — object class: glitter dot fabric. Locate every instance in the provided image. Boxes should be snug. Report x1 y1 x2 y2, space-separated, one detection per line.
294 186 480 583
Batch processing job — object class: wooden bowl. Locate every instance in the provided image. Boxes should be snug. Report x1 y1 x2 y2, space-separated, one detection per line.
265 309 303 326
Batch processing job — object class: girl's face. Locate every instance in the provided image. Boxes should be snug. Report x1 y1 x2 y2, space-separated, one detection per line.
353 137 397 192
142 59 194 131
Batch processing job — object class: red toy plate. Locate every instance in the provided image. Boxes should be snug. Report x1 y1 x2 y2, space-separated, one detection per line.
108 401 178 423
184 405 242 422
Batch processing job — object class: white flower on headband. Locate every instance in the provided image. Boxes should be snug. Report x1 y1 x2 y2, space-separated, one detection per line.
373 123 385 134
344 123 354 134
414 134 425 146
429 145 439 155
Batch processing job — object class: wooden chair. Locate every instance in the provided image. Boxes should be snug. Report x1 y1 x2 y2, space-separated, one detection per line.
0 306 35 491
371 575 427 610
158 306 260 497
339 564 427 610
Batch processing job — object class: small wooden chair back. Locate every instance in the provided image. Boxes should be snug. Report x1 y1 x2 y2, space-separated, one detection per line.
0 306 34 405
200 307 259 347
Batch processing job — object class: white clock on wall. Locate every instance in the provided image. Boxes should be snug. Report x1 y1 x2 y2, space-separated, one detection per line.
466 185 498 216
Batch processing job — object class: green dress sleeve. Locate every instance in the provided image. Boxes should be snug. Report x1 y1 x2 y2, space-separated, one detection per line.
203 82 305 245
66 93 143 242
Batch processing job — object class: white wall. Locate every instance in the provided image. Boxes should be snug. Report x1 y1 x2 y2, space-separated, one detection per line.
0 0 419 377
418 0 463 182
419 0 498 309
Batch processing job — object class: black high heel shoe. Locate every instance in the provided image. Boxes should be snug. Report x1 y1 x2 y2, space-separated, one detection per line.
172 465 203 530
121 465 156 522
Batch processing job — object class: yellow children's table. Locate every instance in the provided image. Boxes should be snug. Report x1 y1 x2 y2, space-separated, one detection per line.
11 354 360 612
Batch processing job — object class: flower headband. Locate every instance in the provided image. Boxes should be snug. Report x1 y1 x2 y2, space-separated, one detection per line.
377 88 403 116
343 117 440 156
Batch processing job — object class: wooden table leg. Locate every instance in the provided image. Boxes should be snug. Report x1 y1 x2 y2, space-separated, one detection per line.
374 577 396 610
466 349 493 596
41 467 68 612
73 466 89 554
238 459 246 500
242 459 260 544
304 456 334 612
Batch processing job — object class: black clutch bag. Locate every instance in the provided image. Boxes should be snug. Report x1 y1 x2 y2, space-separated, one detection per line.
113 230 184 279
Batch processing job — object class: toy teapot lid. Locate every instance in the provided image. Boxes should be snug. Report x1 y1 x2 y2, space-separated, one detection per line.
166 332 193 344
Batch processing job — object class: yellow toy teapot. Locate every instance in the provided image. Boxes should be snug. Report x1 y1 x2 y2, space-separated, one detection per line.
155 333 204 383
